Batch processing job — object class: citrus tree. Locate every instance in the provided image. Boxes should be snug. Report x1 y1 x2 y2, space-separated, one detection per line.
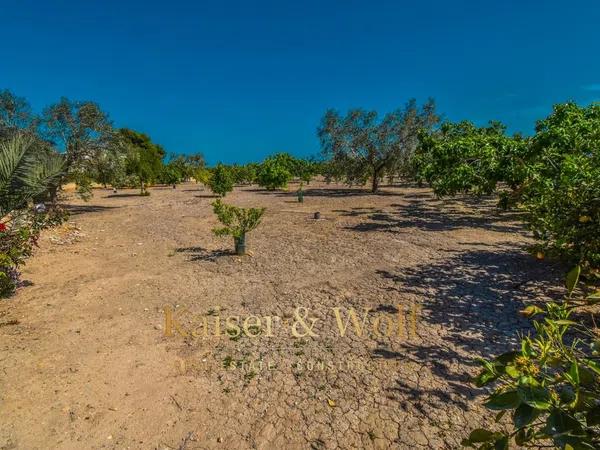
211 199 265 255
120 128 164 195
523 102 600 269
208 163 235 196
414 120 529 199
256 154 293 190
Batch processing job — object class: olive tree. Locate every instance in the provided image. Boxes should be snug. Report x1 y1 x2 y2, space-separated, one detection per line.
42 98 115 198
318 99 438 192
0 90 37 139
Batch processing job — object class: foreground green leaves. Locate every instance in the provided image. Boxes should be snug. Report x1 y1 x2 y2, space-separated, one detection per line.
463 268 600 449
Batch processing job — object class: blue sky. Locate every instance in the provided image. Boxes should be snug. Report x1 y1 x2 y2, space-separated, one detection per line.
2 0 600 164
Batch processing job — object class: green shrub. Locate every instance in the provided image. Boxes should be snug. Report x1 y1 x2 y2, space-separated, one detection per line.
256 154 292 190
463 267 600 449
211 199 265 254
414 121 529 197
208 163 235 197
159 165 182 185
523 103 600 269
0 208 67 297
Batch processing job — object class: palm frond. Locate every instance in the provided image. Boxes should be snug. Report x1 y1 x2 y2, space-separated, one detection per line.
0 133 65 217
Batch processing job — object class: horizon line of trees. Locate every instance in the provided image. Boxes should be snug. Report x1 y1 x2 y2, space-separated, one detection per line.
0 89 333 198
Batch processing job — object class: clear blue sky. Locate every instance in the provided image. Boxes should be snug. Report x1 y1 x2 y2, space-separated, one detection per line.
2 0 600 164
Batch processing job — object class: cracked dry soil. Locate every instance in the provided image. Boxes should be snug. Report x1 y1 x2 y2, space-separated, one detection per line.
0 181 564 449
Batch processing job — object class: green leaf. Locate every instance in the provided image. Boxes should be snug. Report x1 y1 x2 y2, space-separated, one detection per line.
521 339 534 357
493 435 509 450
582 359 600 376
494 410 506 423
520 305 544 317
544 410 583 436
552 319 577 326
513 403 540 428
474 369 498 387
565 265 581 296
505 364 520 379
565 362 580 386
586 290 600 304
484 390 521 410
467 429 496 443
517 385 552 410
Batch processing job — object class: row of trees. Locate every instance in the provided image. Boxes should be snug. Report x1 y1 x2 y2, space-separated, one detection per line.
316 100 599 449
0 90 328 199
406 104 599 450
413 102 599 270
200 153 322 197
316 99 598 270
0 90 209 197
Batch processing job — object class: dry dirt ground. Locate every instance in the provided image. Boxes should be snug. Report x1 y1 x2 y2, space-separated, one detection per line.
0 181 564 449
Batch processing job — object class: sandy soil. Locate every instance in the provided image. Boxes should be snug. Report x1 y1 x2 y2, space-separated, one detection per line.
0 181 564 449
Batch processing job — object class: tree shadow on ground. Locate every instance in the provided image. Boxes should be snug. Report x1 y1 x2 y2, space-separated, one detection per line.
344 198 525 234
375 246 565 411
104 193 144 198
194 194 219 199
175 246 234 261
249 187 399 198
64 204 121 215
379 343 478 413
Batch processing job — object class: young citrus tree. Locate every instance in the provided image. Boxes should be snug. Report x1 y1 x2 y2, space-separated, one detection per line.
208 163 235 196
211 199 265 255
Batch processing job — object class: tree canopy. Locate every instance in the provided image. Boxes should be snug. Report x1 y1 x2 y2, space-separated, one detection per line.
318 99 439 192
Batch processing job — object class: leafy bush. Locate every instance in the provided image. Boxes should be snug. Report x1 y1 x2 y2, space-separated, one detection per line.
293 158 318 184
414 121 529 197
0 208 68 297
208 163 235 197
159 164 182 185
0 133 68 297
256 154 293 190
232 163 258 185
414 102 600 269
211 199 265 254
120 128 164 194
193 167 212 186
523 103 600 269
463 267 600 449
0 222 35 297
